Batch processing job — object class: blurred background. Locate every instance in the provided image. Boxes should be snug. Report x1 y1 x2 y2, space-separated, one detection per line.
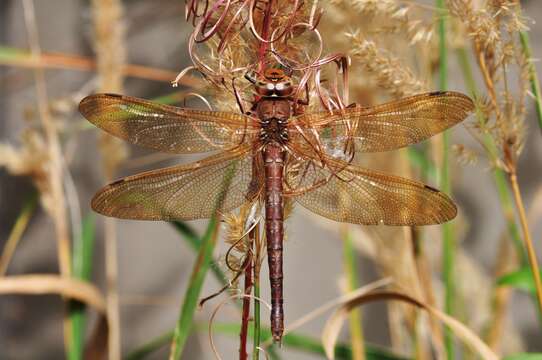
1 0 541 359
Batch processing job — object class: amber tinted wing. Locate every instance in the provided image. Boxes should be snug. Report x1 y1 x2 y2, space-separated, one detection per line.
285 157 456 225
79 93 258 154
91 146 264 220
290 91 473 153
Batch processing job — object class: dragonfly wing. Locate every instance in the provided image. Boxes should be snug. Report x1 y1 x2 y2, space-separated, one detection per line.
79 93 258 154
91 146 264 220
286 158 456 226
291 91 474 153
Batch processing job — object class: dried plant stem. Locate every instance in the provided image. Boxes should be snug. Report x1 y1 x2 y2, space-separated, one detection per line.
22 0 73 353
342 226 365 360
240 251 253 360
519 31 542 133
411 228 445 359
252 226 262 360
22 0 72 277
90 0 126 358
456 47 527 265
486 235 514 352
435 1 455 359
509 171 542 312
0 46 187 84
257 0 274 71
0 193 38 276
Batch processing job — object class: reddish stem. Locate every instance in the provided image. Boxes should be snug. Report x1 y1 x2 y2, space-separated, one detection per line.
239 243 254 360
257 0 274 72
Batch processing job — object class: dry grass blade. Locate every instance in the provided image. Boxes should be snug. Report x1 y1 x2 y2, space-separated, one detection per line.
278 278 392 340
321 290 498 360
0 274 106 312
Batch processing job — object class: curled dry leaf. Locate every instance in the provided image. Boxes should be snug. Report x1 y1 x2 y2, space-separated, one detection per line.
321 290 498 360
0 274 106 313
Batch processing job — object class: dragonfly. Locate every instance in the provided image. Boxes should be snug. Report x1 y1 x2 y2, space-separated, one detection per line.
79 68 474 342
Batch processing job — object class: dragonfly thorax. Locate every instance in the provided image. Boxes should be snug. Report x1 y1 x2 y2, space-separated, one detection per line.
257 98 290 144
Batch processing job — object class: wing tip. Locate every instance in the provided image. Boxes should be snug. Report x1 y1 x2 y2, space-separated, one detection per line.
427 90 475 109
78 93 124 117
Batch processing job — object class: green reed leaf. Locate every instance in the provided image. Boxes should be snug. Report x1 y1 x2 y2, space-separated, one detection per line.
168 217 219 359
503 354 542 360
68 214 96 360
497 267 542 295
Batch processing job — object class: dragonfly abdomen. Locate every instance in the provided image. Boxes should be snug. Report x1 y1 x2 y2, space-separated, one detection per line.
263 142 286 342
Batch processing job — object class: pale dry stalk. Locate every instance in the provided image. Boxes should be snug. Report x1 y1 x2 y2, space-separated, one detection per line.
22 0 73 350
0 49 186 83
509 170 542 311
486 234 516 352
90 0 127 359
448 0 542 316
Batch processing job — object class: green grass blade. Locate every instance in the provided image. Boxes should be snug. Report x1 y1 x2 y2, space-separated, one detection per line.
68 214 96 360
125 322 407 360
343 228 365 359
125 331 174 360
407 146 437 183
210 323 409 360
170 221 229 287
0 192 38 276
497 267 542 295
168 217 219 359
503 354 542 360
435 1 455 359
519 31 542 133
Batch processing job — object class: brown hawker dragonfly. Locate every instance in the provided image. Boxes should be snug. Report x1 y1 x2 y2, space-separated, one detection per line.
79 68 473 342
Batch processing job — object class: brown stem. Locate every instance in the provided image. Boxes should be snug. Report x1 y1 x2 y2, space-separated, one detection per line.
508 170 542 313
239 234 254 360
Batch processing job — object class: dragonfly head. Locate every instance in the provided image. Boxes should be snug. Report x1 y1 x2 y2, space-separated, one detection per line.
252 68 294 98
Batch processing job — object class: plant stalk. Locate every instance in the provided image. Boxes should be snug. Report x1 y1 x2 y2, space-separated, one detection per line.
519 31 542 133
455 46 527 265
240 250 254 360
343 226 365 360
253 225 262 360
508 171 542 313
435 0 455 358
